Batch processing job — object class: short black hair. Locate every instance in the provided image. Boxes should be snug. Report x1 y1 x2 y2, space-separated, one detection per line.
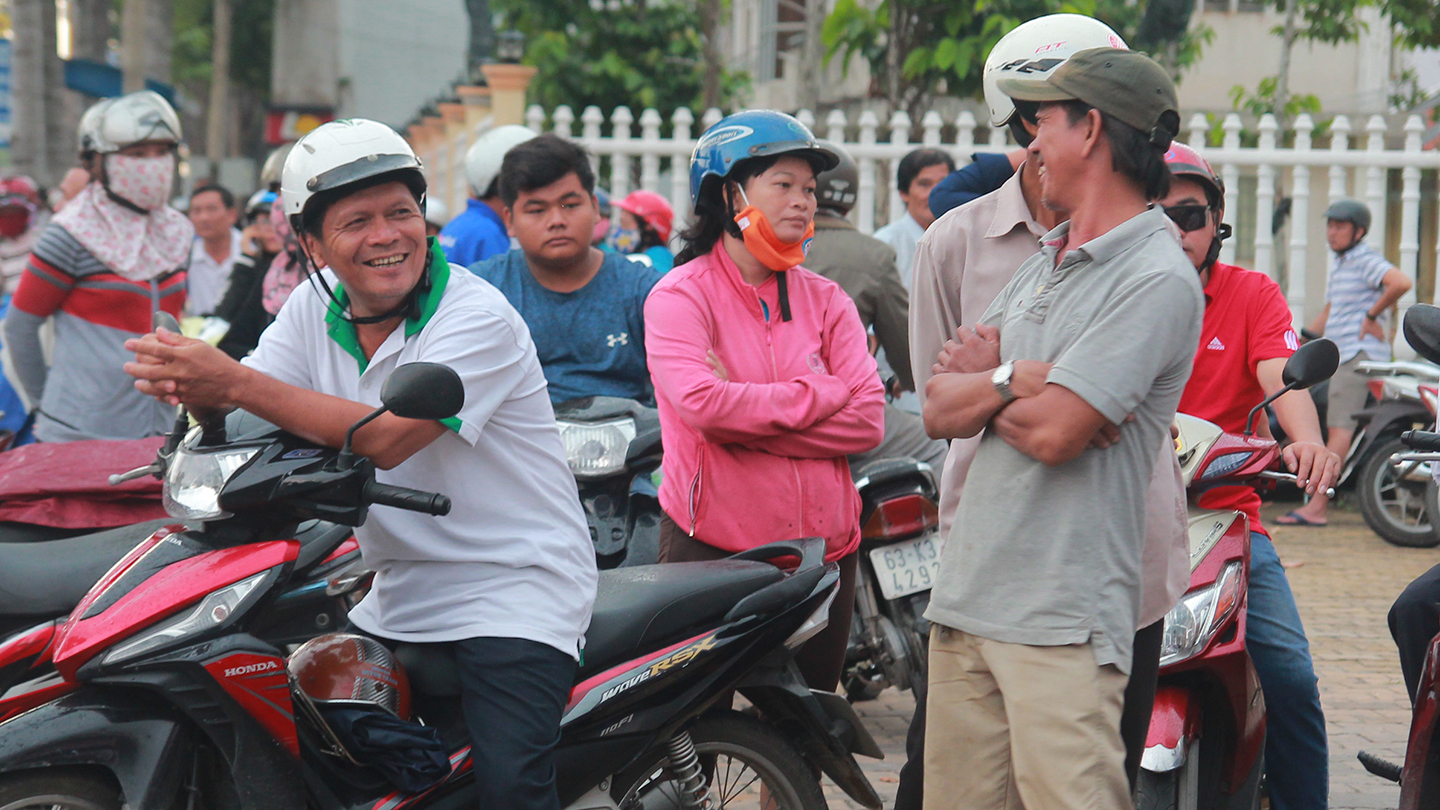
1059 101 1171 201
191 183 235 209
1008 100 1040 148
896 148 956 194
498 133 595 208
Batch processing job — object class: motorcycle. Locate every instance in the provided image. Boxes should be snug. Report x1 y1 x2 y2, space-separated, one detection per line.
1139 338 1339 810
0 361 885 810
1348 362 1439 547
553 396 663 568
843 457 940 702
1357 304 1440 808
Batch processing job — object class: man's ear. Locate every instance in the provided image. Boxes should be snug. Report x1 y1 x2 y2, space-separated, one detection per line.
298 230 323 265
1079 108 1104 160
501 204 514 232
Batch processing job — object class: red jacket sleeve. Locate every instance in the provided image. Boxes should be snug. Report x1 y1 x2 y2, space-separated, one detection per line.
11 254 76 318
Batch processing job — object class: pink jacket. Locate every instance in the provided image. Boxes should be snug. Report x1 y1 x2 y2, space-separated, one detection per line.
644 244 885 561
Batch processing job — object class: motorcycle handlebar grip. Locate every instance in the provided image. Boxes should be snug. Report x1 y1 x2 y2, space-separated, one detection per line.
363 481 452 516
1401 430 1440 452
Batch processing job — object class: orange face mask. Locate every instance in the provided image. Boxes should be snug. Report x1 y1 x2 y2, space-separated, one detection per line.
733 187 814 272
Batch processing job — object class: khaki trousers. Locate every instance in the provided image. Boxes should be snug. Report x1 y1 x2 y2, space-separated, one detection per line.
923 626 1132 810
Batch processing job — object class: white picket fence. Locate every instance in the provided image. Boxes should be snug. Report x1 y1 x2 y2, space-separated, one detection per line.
420 103 1440 337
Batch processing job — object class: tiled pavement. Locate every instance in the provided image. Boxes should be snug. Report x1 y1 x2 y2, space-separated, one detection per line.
819 503 1436 809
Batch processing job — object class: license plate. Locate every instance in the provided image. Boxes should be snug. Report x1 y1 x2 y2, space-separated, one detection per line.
869 533 942 600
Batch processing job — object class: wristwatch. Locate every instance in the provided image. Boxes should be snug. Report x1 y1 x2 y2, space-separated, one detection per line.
992 362 1016 404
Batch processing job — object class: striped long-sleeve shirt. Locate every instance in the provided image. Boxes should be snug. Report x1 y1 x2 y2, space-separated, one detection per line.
3 222 186 442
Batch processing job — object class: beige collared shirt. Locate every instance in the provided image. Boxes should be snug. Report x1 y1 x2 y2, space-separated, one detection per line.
909 167 1190 629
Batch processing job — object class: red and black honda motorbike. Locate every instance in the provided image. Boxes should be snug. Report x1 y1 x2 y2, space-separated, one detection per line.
1139 338 1338 810
0 361 883 810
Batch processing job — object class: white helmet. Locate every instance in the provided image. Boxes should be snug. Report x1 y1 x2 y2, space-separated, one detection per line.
424 197 450 228
260 143 295 190
982 14 1126 128
281 118 425 232
77 90 182 155
463 124 537 198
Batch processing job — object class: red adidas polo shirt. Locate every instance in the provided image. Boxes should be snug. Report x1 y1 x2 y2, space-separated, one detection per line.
1176 261 1299 535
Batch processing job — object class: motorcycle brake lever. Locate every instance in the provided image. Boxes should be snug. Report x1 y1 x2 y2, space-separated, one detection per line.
109 462 162 486
1257 470 1336 499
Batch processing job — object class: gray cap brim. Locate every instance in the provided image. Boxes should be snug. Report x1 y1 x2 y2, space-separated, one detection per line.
995 75 1077 103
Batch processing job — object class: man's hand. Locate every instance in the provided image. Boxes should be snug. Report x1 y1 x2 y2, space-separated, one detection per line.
1283 440 1341 496
934 324 1001 375
706 350 730 381
1360 315 1386 343
124 328 246 410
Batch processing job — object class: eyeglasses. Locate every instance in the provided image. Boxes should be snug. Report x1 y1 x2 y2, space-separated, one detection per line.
1164 204 1211 233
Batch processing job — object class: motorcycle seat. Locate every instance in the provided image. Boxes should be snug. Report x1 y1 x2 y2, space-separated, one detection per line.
0 518 178 621
851 457 927 488
396 560 785 696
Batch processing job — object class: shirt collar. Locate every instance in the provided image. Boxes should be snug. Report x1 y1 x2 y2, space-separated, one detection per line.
467 198 506 230
814 213 856 231
1047 207 1171 268
324 236 451 371
1201 260 1232 303
985 166 1046 240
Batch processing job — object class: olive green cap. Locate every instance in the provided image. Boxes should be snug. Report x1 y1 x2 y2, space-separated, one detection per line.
995 47 1180 149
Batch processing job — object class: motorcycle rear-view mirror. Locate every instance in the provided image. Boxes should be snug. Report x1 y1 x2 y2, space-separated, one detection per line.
337 363 465 470
153 311 181 334
380 363 465 422
1281 338 1340 390
1245 338 1339 436
1404 305 1440 366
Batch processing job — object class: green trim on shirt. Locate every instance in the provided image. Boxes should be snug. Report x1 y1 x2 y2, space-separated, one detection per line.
440 416 463 434
323 237 453 373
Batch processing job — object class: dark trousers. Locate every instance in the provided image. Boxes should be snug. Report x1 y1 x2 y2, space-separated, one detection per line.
892 619 1164 810
659 513 857 692
1390 561 1440 703
355 629 576 810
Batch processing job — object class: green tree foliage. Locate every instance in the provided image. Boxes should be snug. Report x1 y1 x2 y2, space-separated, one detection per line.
170 0 273 94
821 0 1211 116
493 0 747 118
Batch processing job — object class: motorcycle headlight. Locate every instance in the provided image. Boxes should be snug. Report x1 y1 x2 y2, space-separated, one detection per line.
163 443 260 520
557 417 636 479
101 572 268 666
1159 561 1243 667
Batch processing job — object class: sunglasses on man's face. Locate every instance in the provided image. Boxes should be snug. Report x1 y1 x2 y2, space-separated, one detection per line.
1164 204 1211 233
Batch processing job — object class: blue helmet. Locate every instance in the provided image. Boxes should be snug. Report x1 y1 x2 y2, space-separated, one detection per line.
688 110 839 210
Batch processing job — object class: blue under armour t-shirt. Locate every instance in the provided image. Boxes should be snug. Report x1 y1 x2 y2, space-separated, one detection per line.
470 249 663 405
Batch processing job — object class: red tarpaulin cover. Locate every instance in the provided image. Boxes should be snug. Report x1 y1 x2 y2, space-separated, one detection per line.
0 438 166 528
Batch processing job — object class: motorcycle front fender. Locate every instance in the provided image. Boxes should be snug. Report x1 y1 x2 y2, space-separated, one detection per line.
0 689 191 810
1141 685 1198 773
739 656 883 810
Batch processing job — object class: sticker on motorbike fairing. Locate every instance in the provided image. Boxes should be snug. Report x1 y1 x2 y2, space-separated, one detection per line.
599 632 719 702
282 449 324 460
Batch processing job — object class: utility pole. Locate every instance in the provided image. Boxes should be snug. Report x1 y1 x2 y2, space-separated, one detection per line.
121 0 150 92
207 0 233 161
13 0 65 185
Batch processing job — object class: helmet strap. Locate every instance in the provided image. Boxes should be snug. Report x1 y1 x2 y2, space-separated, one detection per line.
301 239 434 326
1201 222 1231 272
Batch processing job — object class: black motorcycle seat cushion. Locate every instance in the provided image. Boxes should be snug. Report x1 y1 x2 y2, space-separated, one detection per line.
582 560 784 676
0 518 178 620
394 560 785 696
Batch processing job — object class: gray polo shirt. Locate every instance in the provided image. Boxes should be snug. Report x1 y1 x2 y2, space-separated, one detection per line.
925 207 1202 674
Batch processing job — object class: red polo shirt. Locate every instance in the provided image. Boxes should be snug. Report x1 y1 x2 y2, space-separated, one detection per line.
1176 261 1299 535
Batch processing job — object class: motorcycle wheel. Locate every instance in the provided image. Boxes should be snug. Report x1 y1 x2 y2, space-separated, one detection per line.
611 712 827 810
1358 435 1440 548
0 770 122 810
1136 769 1179 810
895 599 929 703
